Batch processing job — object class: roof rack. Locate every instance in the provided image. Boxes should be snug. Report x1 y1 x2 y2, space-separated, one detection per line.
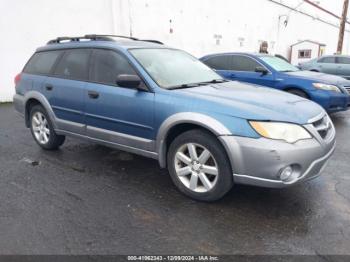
47 34 164 45
86 34 164 45
85 34 139 41
140 39 164 45
47 35 114 44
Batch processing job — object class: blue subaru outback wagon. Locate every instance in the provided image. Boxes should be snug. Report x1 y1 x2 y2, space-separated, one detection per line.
14 35 336 201
201 53 350 113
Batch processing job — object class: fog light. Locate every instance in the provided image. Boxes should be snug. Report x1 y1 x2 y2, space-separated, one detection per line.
280 166 293 182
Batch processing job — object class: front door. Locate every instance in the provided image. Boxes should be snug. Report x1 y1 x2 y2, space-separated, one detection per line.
84 49 155 152
224 55 276 88
336 56 350 79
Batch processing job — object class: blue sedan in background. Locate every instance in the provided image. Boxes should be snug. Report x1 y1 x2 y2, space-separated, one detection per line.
201 53 350 113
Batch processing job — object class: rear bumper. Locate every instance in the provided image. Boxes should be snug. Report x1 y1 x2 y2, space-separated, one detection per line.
219 121 336 188
13 94 25 117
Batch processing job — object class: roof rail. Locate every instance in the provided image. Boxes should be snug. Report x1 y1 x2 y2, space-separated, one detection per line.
86 34 164 45
47 35 114 45
47 34 163 45
85 34 139 41
140 39 164 45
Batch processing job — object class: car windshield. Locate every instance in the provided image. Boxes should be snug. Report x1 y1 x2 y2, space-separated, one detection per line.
260 56 299 72
130 48 224 89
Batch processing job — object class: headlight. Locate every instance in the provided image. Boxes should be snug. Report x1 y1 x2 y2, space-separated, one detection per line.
250 121 312 143
313 83 341 93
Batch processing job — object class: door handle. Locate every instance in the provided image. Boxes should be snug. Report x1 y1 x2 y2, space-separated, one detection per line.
230 73 237 78
45 84 53 91
88 90 99 99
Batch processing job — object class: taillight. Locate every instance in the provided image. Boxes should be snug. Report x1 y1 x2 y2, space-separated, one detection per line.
14 73 21 86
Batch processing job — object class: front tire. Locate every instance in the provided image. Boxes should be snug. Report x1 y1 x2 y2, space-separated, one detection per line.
30 105 65 150
167 129 233 202
287 89 309 99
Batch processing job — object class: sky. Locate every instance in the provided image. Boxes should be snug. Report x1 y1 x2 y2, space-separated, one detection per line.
317 0 345 15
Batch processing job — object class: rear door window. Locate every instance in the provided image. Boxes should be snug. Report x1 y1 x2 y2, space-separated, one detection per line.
318 57 336 63
203 56 231 70
23 51 62 75
54 49 91 81
91 49 138 86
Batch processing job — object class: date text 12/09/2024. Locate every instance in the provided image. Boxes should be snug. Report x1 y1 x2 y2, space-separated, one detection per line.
127 255 219 261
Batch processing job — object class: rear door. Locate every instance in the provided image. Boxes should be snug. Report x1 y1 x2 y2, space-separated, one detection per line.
44 49 92 134
22 50 63 97
84 49 155 152
336 56 350 79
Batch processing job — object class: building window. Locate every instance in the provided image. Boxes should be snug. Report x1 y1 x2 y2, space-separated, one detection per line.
298 49 312 59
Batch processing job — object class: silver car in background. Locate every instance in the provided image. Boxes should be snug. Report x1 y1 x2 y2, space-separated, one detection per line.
299 55 350 80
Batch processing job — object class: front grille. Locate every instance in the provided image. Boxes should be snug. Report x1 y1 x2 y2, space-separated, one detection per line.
311 115 333 140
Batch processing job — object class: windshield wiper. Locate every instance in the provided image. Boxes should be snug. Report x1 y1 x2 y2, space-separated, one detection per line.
168 79 228 90
280 70 298 73
167 83 203 90
199 79 229 84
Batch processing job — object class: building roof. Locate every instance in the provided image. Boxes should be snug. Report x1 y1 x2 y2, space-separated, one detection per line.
291 40 326 47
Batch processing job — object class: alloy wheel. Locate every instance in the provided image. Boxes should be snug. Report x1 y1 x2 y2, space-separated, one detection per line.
32 112 50 145
174 143 219 193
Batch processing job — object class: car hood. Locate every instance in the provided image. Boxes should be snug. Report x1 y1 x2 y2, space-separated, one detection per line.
173 81 324 124
284 70 350 85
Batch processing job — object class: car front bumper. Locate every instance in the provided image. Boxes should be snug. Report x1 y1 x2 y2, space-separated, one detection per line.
310 90 350 113
219 114 336 188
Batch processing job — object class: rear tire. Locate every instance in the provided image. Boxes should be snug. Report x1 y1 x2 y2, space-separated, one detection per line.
29 105 65 150
287 89 309 99
167 129 233 202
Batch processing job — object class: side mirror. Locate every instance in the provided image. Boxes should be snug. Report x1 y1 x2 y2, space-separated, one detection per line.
116 74 148 91
255 66 269 76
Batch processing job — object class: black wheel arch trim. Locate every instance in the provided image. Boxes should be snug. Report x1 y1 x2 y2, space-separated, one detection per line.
156 113 233 168
24 91 58 129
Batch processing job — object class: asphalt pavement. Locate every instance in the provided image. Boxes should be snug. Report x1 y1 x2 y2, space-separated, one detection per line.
0 103 349 255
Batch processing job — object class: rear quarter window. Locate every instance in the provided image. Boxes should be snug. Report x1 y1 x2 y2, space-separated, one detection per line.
23 51 62 75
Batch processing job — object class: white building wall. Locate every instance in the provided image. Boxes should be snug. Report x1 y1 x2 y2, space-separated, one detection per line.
0 0 349 101
123 0 349 57
0 0 114 102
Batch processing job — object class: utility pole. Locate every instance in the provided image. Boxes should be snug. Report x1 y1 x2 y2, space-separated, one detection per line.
337 0 349 54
